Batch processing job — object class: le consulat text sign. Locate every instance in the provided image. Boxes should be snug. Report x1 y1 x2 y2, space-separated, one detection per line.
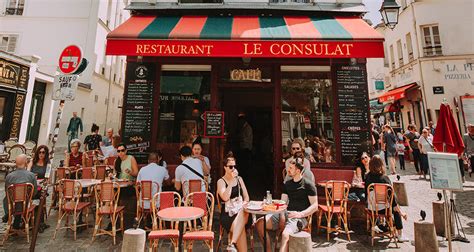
106 40 384 58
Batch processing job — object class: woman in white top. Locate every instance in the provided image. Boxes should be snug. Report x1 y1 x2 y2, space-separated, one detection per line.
418 128 435 179
192 142 211 185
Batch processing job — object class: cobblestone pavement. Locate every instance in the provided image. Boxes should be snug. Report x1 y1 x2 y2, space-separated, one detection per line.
0 160 473 251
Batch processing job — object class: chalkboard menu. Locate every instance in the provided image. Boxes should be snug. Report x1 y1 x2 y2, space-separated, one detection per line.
122 62 156 163
203 111 224 138
335 64 371 165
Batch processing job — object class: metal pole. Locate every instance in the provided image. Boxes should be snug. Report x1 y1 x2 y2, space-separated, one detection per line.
29 100 65 251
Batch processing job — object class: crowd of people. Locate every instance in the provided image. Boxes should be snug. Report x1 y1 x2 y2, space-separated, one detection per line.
285 136 335 164
371 121 474 182
4 110 473 250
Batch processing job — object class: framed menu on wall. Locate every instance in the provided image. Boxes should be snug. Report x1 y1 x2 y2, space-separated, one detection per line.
335 64 371 165
203 111 224 138
428 152 463 191
122 62 156 164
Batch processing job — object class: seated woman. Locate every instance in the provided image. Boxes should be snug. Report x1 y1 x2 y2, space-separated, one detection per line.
114 143 138 181
348 167 365 202
28 145 50 180
28 145 51 232
360 152 371 177
365 155 408 242
216 153 251 252
64 139 86 175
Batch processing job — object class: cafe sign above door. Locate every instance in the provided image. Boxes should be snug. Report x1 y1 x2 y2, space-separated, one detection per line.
0 58 29 90
230 68 262 82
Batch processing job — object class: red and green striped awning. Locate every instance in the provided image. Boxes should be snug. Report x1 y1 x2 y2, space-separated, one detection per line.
106 15 384 58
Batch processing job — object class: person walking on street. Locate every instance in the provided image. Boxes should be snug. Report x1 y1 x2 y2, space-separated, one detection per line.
462 123 474 177
405 124 421 174
235 114 253 182
382 125 398 175
396 138 406 170
418 128 435 179
66 112 83 152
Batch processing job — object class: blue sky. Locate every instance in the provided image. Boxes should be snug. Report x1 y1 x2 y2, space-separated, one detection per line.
363 0 383 26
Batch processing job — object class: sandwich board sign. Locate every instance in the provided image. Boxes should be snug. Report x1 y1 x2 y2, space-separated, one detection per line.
428 152 463 191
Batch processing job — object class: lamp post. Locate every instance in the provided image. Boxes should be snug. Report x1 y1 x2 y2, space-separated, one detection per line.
380 0 401 29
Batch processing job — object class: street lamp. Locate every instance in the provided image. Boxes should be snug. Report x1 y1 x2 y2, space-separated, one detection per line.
380 0 401 29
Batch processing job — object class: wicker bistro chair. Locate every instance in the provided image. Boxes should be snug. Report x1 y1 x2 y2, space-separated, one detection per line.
76 167 95 179
95 165 108 181
148 191 182 252
92 181 124 245
365 183 398 247
317 180 351 241
7 144 26 162
4 138 18 153
135 181 160 230
2 183 36 244
53 179 92 240
23 140 37 156
183 192 215 252
48 167 71 216
182 179 208 198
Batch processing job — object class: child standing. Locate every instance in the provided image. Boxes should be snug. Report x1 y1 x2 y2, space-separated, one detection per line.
396 139 406 170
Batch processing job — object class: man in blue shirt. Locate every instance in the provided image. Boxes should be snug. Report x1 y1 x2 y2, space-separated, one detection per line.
66 112 83 151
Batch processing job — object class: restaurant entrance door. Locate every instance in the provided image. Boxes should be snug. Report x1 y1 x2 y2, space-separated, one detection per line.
219 87 274 200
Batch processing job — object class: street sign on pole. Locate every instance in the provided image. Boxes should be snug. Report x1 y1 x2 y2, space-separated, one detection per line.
52 74 79 101
58 45 83 74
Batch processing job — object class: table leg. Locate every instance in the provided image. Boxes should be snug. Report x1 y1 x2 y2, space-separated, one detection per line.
263 214 267 252
178 221 184 252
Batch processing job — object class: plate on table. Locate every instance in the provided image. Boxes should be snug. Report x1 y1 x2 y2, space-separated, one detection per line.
246 201 262 211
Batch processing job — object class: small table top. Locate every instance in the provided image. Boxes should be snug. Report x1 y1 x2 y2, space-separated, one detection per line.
157 207 204 222
76 179 102 188
317 181 356 188
244 201 287 215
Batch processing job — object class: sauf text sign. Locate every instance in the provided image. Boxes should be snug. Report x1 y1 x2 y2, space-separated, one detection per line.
106 40 384 58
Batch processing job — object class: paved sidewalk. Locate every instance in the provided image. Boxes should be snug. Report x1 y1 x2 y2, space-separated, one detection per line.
0 161 473 251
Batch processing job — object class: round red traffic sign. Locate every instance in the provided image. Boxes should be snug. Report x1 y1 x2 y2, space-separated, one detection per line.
58 45 83 74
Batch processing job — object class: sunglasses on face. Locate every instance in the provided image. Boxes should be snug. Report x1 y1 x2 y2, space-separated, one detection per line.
117 149 126 153
362 156 368 160
39 151 46 154
227 165 237 169
292 147 301 150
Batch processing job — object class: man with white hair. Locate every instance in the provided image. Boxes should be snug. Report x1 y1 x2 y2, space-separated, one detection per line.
2 154 37 227
101 128 114 147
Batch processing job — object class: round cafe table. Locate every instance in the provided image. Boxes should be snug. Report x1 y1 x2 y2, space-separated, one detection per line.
76 179 101 188
157 206 204 252
244 201 287 252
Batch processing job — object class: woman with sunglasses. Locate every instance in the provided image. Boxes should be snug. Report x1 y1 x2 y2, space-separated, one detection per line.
28 145 50 180
360 152 371 176
27 145 51 232
114 143 138 181
217 152 251 252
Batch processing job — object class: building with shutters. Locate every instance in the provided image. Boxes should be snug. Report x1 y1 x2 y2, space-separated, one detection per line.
367 0 474 134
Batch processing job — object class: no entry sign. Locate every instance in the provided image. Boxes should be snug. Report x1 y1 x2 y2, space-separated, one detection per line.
58 45 82 74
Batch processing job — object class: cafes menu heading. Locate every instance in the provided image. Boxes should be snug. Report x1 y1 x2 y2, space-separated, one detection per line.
107 40 384 58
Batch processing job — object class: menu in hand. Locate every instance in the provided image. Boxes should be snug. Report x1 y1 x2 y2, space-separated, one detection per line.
204 111 224 138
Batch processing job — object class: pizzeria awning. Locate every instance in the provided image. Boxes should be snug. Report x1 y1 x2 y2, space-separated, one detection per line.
106 15 384 58
378 83 418 103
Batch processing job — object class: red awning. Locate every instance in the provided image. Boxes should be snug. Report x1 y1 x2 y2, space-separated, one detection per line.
106 15 384 58
378 83 418 103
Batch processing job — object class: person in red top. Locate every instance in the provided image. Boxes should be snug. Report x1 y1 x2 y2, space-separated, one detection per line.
64 139 86 173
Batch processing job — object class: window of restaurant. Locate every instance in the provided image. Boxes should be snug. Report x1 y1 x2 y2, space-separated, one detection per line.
422 25 442 56
280 71 335 164
157 70 211 145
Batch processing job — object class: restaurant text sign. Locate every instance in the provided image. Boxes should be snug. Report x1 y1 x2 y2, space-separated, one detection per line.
204 111 224 138
106 40 384 58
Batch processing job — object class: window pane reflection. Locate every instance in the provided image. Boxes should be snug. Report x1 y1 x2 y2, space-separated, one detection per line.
281 72 335 164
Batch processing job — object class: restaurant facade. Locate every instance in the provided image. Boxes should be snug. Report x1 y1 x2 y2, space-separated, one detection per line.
106 1 384 194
